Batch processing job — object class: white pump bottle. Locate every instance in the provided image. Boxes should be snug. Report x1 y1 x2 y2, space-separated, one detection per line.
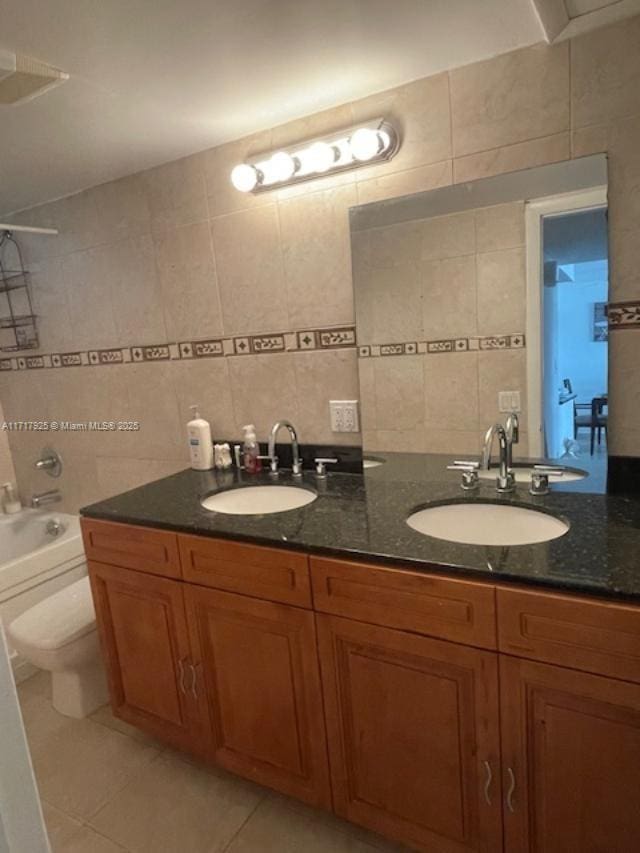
187 405 214 470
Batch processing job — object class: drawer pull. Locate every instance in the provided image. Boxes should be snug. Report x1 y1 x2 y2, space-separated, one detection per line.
483 760 493 805
506 766 516 813
482 761 493 806
189 662 198 700
178 658 187 695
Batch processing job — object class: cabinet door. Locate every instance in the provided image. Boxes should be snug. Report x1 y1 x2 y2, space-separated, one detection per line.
501 655 640 853
89 561 205 755
185 585 331 809
317 613 502 853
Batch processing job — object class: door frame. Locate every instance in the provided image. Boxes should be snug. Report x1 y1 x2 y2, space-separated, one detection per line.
525 186 608 458
0 624 50 853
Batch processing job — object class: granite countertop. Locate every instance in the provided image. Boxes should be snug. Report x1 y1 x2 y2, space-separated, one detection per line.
81 452 640 602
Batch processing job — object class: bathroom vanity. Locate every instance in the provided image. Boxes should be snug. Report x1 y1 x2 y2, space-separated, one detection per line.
80 457 640 853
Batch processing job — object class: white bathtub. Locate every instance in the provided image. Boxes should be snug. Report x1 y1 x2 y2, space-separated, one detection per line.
0 509 87 682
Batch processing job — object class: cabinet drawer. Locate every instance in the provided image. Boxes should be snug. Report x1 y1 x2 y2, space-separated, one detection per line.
498 586 640 683
310 556 497 649
179 535 311 608
81 519 181 579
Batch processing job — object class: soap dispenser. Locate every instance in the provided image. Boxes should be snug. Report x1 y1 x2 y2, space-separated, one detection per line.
242 425 262 474
2 482 22 514
187 405 214 470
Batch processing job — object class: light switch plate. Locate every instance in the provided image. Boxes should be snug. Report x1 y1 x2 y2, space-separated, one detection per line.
330 400 360 433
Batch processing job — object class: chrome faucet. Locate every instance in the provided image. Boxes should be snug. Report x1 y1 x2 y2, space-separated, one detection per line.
504 412 519 471
480 424 515 493
267 420 303 476
31 488 62 508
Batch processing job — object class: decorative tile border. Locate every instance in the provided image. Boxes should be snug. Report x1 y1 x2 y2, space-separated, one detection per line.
358 333 525 357
608 302 640 330
0 325 357 372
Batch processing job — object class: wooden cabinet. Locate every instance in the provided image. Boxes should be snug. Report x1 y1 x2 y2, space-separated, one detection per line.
498 585 640 684
311 556 497 650
82 518 640 853
500 655 640 853
184 584 331 808
180 535 311 607
317 613 502 852
88 561 205 755
82 519 181 578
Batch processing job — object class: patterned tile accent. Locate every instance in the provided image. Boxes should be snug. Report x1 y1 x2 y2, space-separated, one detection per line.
358 333 526 357
25 356 45 369
250 334 285 353
131 344 170 362
380 343 406 356
297 330 317 350
0 325 358 371
608 302 640 330
318 327 356 349
188 339 224 358
427 340 455 353
233 337 251 355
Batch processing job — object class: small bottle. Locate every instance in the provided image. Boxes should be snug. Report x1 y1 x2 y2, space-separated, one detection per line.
2 482 22 514
242 425 262 474
187 405 214 470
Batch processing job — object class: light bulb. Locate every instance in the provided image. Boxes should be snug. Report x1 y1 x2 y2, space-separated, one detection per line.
303 141 336 173
350 127 382 162
261 151 296 185
230 164 258 193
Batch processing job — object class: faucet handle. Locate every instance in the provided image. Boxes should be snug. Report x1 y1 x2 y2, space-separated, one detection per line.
447 462 479 491
257 454 279 474
314 457 338 478
533 465 565 477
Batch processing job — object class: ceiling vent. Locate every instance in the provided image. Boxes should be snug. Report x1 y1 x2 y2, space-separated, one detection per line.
0 49 68 105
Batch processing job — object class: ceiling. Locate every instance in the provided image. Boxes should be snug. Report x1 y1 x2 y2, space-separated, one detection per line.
564 0 621 17
1 0 547 215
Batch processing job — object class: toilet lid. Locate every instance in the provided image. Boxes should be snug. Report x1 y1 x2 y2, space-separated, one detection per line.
8 576 96 651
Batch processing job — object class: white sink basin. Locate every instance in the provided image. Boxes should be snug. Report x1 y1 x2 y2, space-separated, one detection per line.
477 466 586 484
407 502 569 546
201 485 316 515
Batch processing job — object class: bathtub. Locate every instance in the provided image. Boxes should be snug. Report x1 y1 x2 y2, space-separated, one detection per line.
0 509 87 681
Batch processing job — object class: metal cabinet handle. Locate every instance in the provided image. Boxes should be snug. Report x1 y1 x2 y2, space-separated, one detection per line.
483 760 493 805
506 767 516 813
177 658 187 695
189 662 198 700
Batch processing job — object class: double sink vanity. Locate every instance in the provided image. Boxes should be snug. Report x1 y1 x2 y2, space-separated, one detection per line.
80 450 640 853
78 149 637 852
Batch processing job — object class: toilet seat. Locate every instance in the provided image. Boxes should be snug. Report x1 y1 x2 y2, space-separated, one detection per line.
8 576 96 651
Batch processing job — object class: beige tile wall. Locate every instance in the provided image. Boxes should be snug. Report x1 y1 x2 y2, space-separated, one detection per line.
1 15 639 509
355 202 528 456
0 398 17 485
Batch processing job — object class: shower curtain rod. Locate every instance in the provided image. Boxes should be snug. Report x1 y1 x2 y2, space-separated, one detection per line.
0 223 58 235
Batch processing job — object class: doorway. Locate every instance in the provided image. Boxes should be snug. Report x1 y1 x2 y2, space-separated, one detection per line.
526 188 608 489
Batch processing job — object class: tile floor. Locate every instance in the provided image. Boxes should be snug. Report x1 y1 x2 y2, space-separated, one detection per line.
18 671 409 853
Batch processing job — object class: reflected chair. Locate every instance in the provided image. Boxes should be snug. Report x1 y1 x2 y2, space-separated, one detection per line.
574 396 608 455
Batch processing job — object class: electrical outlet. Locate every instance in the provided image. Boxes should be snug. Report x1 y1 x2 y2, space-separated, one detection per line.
330 400 360 433
498 391 521 413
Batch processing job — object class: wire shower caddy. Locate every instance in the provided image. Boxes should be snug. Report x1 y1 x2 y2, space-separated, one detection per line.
0 230 39 351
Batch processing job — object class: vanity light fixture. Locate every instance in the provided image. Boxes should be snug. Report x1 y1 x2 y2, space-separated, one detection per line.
230 118 399 193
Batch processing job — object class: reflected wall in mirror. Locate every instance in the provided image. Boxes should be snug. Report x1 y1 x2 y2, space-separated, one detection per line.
351 155 608 483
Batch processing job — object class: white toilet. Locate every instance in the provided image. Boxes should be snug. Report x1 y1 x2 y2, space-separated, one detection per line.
7 576 108 718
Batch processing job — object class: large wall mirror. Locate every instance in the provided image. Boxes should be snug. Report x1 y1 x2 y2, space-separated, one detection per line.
350 155 609 485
